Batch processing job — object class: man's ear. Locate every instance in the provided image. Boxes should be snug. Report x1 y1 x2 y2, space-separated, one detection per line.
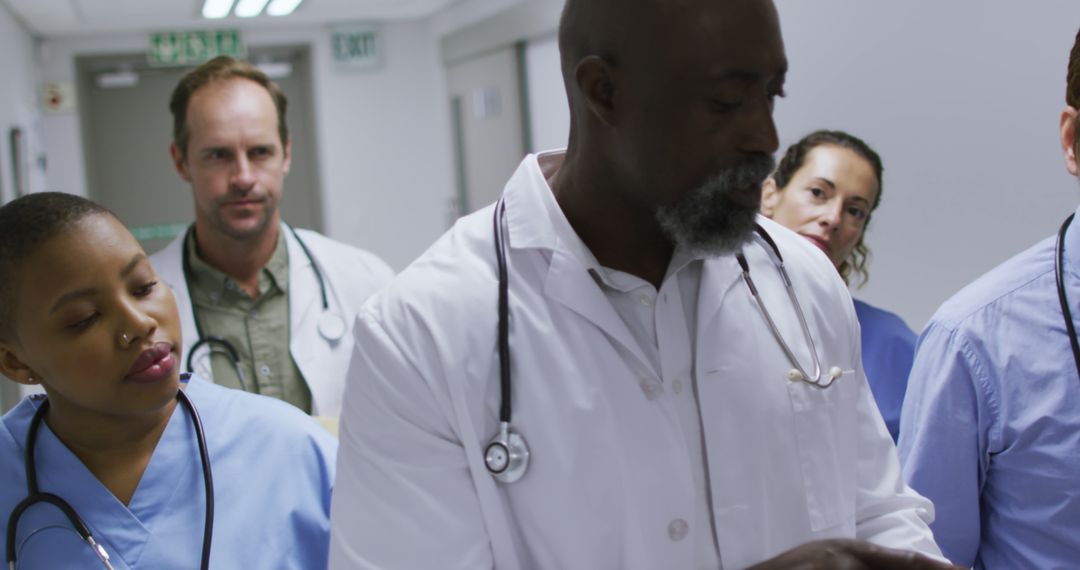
282 137 293 176
170 142 192 183
575 56 619 127
1061 106 1079 177
0 344 40 386
760 177 781 217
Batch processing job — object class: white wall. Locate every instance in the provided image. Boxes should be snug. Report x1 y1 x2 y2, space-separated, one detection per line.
38 22 456 272
0 2 40 411
773 0 1080 329
519 0 1080 330
0 3 41 205
524 33 568 153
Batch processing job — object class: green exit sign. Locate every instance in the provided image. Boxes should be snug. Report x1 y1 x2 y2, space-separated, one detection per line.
148 30 245 67
332 25 382 71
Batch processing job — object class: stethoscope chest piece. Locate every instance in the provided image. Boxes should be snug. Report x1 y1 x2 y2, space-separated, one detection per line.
317 312 347 342
485 422 530 484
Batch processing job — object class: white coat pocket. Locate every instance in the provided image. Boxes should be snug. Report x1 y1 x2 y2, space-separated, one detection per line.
787 378 859 532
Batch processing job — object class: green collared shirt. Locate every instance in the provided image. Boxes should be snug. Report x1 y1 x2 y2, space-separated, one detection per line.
185 229 312 413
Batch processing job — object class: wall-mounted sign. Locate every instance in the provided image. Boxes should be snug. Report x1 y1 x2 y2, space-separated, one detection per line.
331 25 382 72
42 81 77 114
148 29 245 67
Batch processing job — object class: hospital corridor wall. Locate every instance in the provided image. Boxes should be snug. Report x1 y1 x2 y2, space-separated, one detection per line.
0 1 41 414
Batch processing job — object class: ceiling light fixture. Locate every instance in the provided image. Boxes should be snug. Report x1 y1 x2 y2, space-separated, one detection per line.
266 0 304 16
202 0 235 19
234 0 271 18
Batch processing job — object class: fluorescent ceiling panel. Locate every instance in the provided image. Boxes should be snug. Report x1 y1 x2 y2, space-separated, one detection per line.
202 0 235 19
234 0 271 18
266 0 303 17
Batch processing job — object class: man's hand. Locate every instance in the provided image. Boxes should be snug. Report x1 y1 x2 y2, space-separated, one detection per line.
748 539 961 570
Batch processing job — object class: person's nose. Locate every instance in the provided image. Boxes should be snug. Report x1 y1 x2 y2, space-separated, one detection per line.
817 200 843 232
230 154 256 193
117 298 158 349
738 94 780 156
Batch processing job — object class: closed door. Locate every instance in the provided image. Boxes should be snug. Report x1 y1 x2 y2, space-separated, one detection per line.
446 45 527 216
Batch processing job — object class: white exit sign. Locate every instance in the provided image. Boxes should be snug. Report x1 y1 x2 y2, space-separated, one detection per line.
332 25 382 71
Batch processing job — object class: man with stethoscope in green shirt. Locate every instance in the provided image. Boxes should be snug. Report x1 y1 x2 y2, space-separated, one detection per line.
151 56 393 416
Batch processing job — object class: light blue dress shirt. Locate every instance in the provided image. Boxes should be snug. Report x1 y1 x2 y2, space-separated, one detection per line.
0 376 337 569
854 299 916 442
899 210 1080 569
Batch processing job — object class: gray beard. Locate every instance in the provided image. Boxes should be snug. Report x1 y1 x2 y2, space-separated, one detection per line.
655 154 775 256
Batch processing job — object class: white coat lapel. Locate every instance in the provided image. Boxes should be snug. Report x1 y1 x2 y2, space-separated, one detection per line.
285 225 319 337
695 254 745 339
284 226 330 412
724 241 817 373
152 230 199 375
542 244 654 375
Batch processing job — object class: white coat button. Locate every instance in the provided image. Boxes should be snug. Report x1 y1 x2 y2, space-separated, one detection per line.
639 294 652 307
260 365 271 376
667 519 689 541
640 380 663 401
672 379 683 395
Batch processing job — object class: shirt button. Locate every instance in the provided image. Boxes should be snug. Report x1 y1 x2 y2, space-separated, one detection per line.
249 309 259 319
225 280 236 291
668 519 689 541
638 294 652 307
640 380 663 401
208 291 220 303
672 379 683 395
260 365 271 376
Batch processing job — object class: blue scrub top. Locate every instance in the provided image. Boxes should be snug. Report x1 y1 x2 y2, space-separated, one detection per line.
853 298 916 442
0 376 337 569
900 211 1080 568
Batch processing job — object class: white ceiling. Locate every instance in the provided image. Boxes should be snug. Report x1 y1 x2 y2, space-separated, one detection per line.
3 0 461 37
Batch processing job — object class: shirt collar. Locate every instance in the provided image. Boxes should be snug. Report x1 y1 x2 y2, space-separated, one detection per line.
502 151 706 290
1065 204 1080 277
185 227 290 301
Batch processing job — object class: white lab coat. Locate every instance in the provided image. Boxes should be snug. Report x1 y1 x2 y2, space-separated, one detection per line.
151 223 393 416
330 153 941 569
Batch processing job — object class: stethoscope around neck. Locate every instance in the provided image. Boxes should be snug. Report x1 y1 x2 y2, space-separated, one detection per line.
482 202 844 485
5 374 214 570
736 225 848 389
181 224 348 387
1055 213 1080 381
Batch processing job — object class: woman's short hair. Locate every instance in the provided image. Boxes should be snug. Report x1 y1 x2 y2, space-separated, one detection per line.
0 193 113 340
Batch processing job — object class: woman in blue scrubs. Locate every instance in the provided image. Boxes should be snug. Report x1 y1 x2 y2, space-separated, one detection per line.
0 193 337 569
761 130 914 442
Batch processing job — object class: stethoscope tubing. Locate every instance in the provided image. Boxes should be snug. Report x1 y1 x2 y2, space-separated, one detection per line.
493 200 513 424
180 223 344 387
180 223 330 340
737 226 835 388
1055 213 1080 381
6 381 214 570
